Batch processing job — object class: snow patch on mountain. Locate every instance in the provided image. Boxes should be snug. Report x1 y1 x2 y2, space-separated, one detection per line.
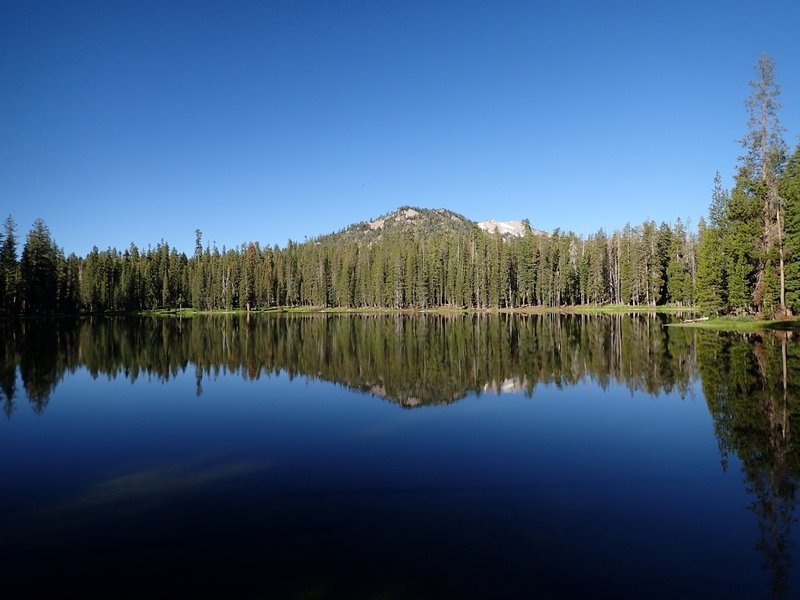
477 219 527 237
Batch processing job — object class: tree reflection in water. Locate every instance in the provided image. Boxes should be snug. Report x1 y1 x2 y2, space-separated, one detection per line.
701 329 800 597
0 313 699 410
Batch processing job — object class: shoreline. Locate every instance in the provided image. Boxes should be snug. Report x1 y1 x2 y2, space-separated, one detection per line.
5 305 798 332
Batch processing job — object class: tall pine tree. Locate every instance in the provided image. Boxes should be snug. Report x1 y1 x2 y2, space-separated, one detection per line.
19 219 58 314
740 54 787 314
0 216 18 314
781 143 800 313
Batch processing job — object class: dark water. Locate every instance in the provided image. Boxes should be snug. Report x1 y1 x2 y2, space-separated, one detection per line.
1 314 799 598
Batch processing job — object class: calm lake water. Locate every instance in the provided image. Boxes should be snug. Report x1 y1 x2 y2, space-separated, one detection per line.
1 313 799 598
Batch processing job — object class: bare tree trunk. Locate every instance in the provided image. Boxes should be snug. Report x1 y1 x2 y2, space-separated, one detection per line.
782 334 789 442
777 207 786 313
616 237 621 304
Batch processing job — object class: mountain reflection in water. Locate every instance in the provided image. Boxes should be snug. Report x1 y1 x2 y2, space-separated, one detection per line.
1 313 701 409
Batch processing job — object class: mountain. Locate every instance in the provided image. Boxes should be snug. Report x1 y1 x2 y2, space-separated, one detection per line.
319 206 475 242
320 206 538 242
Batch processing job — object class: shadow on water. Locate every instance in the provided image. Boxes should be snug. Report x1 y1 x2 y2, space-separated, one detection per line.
1 313 799 597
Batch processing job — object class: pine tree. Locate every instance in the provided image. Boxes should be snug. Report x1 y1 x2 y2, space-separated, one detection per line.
19 218 58 314
0 216 18 314
696 220 727 314
652 222 671 305
619 224 634 304
709 172 730 229
740 54 787 314
59 252 82 313
666 219 687 305
781 143 800 313
724 172 761 313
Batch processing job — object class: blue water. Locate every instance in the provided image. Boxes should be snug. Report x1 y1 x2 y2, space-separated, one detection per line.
0 315 796 598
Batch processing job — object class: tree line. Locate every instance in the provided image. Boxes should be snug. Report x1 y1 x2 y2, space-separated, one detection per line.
0 213 702 314
0 54 797 317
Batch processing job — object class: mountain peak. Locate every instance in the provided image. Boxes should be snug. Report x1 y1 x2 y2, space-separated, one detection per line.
366 206 471 230
327 206 474 242
368 206 424 230
321 206 540 243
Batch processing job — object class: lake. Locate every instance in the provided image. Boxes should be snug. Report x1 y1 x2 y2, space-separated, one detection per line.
1 313 798 598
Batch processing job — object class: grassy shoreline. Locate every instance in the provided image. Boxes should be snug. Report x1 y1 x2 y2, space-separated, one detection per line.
8 305 798 332
666 315 800 332
135 306 800 333
122 304 700 317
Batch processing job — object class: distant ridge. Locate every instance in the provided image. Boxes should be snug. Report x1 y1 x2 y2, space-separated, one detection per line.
320 206 539 242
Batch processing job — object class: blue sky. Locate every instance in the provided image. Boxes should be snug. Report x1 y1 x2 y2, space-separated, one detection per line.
2 0 799 256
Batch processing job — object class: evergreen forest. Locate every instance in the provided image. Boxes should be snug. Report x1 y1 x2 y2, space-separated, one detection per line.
1 54 798 318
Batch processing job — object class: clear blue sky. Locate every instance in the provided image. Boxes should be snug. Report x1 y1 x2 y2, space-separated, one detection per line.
2 0 799 256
